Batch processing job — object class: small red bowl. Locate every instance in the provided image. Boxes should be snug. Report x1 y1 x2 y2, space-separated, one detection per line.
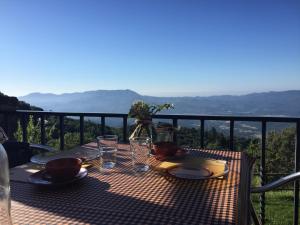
46 158 82 180
153 142 178 157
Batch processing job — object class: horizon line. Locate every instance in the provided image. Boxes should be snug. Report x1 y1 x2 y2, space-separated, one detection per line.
15 88 300 98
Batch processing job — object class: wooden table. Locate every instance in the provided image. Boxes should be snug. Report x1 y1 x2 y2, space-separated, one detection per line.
8 143 251 225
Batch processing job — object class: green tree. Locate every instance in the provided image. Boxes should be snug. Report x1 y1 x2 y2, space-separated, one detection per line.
266 128 295 180
14 116 40 143
14 120 23 142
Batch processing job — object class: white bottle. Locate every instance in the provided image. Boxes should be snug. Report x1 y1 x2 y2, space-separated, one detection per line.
0 144 12 225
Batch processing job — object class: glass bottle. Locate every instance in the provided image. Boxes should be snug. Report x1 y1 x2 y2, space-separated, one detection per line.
155 122 174 143
0 144 12 225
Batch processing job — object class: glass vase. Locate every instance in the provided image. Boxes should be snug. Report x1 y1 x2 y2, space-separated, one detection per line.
129 119 154 141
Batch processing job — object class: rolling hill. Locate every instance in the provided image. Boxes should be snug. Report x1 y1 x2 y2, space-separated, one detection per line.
19 89 300 117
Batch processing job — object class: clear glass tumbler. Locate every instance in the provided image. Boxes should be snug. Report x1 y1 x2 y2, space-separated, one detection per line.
130 137 151 173
97 135 118 171
0 144 12 225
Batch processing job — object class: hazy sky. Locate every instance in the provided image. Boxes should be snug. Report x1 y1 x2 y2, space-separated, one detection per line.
0 0 299 97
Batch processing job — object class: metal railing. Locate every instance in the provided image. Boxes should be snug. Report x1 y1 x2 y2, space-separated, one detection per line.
1 110 299 225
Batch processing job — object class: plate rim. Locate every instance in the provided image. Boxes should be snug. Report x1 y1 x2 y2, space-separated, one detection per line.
30 152 99 165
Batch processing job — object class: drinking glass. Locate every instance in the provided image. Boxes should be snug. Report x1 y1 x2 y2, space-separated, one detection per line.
97 135 118 172
130 137 151 173
0 144 12 225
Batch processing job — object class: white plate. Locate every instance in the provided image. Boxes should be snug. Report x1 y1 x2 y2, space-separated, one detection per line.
167 164 229 180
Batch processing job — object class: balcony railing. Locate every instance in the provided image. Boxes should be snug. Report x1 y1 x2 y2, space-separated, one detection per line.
1 109 300 225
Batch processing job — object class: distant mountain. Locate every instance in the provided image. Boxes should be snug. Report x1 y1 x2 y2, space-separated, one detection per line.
0 92 42 137
0 92 41 111
20 89 140 113
19 89 300 117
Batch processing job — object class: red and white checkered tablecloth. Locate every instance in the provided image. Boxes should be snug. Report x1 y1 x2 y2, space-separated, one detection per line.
9 143 248 225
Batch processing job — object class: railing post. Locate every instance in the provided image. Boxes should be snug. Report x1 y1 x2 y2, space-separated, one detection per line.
123 115 128 143
40 114 45 145
229 120 234 151
294 120 300 225
260 120 266 225
101 116 105 135
200 119 205 148
173 118 178 144
59 115 64 150
80 116 84 145
21 113 28 143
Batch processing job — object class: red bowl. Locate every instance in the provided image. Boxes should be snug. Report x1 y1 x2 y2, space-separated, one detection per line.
46 158 82 180
153 142 178 157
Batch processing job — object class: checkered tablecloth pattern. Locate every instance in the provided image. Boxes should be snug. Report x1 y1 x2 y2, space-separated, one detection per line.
9 143 243 225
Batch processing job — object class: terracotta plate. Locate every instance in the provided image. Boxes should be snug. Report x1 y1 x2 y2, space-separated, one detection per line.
150 148 188 161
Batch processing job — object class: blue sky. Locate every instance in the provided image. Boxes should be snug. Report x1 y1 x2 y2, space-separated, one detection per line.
0 0 299 97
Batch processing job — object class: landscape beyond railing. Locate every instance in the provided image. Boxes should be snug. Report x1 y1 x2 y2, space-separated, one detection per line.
0 110 300 225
